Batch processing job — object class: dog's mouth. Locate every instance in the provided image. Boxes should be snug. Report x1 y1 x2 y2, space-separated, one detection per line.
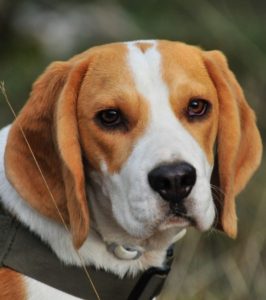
158 210 195 231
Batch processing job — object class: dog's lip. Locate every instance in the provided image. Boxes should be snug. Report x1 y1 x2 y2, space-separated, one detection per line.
158 213 192 231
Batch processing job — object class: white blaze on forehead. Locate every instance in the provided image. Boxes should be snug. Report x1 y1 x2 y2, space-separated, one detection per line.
126 41 211 175
126 41 180 125
126 41 170 120
126 41 167 101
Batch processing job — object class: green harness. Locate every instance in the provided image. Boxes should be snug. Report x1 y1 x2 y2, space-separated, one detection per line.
0 201 173 300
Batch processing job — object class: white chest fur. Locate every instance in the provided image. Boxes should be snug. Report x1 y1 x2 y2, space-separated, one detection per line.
25 276 82 300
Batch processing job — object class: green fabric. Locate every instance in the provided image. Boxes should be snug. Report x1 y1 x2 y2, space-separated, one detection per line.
0 201 169 299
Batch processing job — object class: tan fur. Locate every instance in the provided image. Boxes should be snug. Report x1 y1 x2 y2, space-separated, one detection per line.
5 59 90 248
159 41 262 237
4 41 262 256
159 41 219 163
203 50 262 237
4 43 150 249
0 268 26 300
77 43 149 174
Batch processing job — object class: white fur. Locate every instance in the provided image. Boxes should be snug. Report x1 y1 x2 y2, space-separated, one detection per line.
88 41 215 241
25 276 81 300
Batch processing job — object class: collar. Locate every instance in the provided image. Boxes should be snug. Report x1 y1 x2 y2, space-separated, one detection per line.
0 200 176 300
106 228 186 261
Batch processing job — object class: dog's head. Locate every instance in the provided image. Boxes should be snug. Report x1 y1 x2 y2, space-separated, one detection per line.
5 41 262 248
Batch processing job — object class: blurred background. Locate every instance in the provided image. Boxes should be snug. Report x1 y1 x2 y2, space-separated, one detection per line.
0 0 265 299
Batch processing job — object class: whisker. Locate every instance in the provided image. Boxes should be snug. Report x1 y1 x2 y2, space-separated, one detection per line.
211 193 221 229
210 183 226 197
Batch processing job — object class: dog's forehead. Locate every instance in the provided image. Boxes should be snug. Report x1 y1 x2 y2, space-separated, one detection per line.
83 40 216 100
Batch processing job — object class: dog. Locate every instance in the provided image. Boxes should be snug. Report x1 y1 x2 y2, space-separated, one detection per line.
0 40 262 299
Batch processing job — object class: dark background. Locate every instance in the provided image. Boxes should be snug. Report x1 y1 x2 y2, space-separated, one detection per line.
0 1 265 299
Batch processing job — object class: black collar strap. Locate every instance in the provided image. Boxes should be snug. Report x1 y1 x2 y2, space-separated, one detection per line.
0 201 173 300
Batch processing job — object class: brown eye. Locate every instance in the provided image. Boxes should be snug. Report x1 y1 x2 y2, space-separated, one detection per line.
187 99 210 118
99 109 120 125
95 109 127 130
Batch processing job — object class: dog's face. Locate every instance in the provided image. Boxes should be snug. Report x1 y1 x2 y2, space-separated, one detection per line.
5 40 262 248
78 41 218 238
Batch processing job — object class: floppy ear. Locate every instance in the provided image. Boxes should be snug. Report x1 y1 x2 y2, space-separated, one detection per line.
5 59 89 248
203 50 262 238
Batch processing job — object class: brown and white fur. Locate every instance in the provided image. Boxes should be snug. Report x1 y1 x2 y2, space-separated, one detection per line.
0 40 262 299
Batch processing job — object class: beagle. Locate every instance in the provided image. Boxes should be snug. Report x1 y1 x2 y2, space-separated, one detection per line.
0 40 262 299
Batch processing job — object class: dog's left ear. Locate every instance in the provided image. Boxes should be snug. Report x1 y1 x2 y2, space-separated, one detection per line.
203 50 262 238
5 59 90 248
55 61 89 248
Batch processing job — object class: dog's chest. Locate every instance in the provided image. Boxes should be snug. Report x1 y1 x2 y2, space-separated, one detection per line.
24 275 82 300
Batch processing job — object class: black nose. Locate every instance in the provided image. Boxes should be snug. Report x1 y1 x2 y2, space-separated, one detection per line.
148 162 196 203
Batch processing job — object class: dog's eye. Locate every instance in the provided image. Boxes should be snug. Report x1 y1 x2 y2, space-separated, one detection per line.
95 109 126 130
99 109 121 125
187 99 210 118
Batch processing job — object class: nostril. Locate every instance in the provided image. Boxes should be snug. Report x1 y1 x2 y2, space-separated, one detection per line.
159 178 172 191
148 175 172 198
180 172 196 188
155 177 173 199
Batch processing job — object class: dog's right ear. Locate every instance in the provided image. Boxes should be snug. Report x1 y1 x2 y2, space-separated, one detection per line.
5 59 90 248
203 50 262 238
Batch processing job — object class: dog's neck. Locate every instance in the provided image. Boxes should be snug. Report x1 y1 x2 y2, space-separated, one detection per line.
0 125 182 277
